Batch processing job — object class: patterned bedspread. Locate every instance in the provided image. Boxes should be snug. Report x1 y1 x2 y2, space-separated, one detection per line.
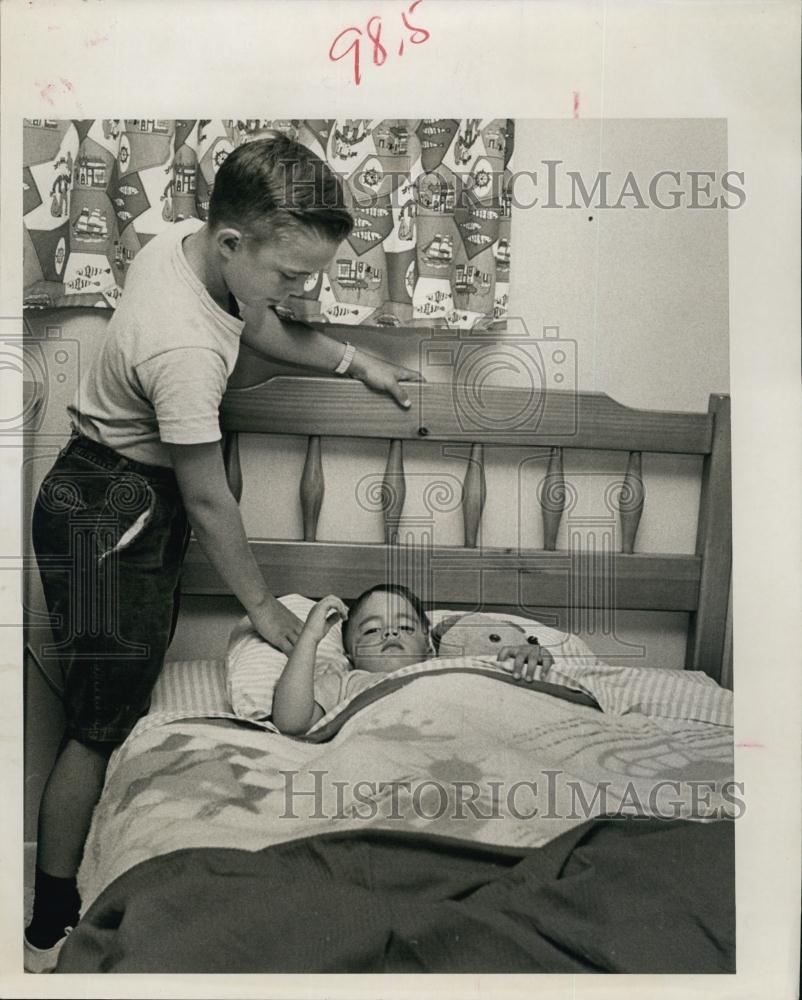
78 660 735 913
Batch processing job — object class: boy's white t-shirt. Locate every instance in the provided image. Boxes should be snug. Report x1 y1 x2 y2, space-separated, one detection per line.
68 218 244 468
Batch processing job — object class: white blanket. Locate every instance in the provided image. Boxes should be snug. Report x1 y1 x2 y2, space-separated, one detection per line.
78 660 735 913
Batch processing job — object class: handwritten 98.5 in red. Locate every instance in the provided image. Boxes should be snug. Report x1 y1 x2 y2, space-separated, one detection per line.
328 1 430 87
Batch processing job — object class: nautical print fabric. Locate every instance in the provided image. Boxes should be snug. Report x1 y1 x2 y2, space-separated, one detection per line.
23 118 514 329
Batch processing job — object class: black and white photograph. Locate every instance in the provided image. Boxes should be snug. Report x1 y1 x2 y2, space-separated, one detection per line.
1 1 799 997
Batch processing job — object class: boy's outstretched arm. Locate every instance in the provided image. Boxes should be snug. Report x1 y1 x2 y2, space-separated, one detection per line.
273 595 348 734
239 304 423 409
169 441 303 653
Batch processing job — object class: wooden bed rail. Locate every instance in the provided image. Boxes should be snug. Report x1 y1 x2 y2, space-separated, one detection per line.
21 376 732 680
219 377 715 454
206 379 730 682
182 541 702 614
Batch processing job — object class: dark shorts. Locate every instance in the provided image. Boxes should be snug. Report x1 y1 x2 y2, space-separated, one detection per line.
31 433 191 745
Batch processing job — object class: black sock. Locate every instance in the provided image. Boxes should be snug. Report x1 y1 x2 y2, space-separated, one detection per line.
25 868 80 948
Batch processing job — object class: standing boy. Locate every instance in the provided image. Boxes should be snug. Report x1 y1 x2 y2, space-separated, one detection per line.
25 135 420 971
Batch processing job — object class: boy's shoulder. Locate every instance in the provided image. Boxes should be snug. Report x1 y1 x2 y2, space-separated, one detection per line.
113 220 234 349
125 217 204 283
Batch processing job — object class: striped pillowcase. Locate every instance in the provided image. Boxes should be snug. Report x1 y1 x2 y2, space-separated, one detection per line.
149 659 231 715
546 662 732 726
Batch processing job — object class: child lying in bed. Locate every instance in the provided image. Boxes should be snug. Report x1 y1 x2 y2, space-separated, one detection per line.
272 584 553 734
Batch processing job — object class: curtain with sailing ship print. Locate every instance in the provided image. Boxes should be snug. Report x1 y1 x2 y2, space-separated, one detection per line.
23 118 514 329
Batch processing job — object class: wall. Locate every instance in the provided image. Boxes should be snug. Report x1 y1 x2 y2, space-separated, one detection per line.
217 117 729 662
23 118 730 837
23 311 109 837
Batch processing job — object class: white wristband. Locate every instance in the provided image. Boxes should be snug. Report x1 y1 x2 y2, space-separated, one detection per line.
334 342 356 375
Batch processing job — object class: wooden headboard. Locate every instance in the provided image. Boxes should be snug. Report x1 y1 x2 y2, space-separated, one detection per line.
181 378 732 683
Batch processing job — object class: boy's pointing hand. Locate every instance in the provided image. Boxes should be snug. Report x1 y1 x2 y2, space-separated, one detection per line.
350 350 425 410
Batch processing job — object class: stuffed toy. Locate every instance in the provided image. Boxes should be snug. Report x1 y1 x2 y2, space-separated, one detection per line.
432 611 543 659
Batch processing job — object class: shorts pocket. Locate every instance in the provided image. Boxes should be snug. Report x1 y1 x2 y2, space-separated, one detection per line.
94 475 162 568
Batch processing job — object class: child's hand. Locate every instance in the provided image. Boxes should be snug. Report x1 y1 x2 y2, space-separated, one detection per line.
496 642 554 683
350 351 425 409
303 594 348 644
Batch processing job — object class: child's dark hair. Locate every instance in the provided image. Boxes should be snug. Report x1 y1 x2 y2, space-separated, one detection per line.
342 584 431 653
209 135 353 244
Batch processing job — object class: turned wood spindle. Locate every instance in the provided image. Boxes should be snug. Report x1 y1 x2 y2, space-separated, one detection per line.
618 450 645 554
541 446 565 551
382 439 406 544
461 443 486 549
222 431 243 504
300 435 324 542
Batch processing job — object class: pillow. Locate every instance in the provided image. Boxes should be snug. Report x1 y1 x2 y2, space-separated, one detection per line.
225 594 349 722
150 658 230 715
228 600 726 726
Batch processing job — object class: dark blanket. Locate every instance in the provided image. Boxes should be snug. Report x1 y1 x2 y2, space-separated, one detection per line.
58 817 734 973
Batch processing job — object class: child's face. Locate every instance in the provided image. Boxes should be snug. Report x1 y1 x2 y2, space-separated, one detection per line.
221 226 337 308
345 592 430 674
